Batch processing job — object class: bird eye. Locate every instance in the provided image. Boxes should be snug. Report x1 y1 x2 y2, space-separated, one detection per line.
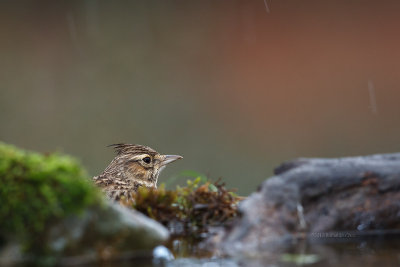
142 157 151 164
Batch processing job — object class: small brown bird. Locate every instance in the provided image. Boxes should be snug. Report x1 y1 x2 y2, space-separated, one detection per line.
93 143 183 200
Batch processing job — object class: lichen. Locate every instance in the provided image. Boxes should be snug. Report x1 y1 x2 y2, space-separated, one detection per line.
0 142 101 253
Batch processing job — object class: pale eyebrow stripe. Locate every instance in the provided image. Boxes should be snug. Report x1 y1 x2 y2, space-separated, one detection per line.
128 154 150 161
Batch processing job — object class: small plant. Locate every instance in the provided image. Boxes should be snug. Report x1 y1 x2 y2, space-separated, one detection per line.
122 176 242 236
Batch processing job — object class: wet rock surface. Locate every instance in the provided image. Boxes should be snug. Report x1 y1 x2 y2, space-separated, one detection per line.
0 200 169 266
56 202 169 263
218 153 400 256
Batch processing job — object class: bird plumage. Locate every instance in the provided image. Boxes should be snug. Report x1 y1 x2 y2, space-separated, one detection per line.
93 143 182 201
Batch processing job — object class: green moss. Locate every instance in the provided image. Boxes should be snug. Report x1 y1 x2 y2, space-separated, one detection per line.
0 142 101 251
125 177 241 236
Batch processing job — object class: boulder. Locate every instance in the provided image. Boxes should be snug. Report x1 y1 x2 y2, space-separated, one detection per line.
218 153 400 256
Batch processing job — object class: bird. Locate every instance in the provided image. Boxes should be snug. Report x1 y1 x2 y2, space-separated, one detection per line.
93 143 183 201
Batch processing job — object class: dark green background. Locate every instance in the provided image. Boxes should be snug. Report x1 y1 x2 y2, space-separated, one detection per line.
1 1 400 195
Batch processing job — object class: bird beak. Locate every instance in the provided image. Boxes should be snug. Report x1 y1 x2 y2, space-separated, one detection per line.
162 155 183 166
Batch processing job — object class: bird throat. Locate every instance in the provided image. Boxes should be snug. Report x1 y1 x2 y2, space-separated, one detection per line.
127 165 158 188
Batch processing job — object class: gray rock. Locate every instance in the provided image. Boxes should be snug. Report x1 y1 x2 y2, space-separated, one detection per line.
218 153 400 256
1 201 169 265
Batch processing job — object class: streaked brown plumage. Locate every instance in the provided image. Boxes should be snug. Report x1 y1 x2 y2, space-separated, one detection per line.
93 143 182 200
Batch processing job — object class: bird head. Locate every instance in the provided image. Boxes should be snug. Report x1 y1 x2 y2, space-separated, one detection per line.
107 143 183 187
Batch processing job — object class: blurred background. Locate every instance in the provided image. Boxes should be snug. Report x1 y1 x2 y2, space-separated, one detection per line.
0 1 399 195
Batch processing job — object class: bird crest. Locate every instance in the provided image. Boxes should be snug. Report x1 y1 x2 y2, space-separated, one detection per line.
108 143 157 156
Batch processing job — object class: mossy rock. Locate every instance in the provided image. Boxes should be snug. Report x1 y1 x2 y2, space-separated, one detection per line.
0 142 168 265
0 142 99 249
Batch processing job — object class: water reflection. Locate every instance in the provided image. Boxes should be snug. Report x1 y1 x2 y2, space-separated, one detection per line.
66 234 400 267
166 236 400 267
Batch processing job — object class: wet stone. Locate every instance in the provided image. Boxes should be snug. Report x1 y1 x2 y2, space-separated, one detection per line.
217 153 400 256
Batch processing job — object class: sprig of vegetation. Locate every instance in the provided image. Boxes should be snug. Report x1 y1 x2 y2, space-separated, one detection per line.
122 176 242 235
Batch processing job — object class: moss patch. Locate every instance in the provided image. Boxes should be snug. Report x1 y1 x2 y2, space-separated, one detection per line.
123 177 241 236
0 142 100 252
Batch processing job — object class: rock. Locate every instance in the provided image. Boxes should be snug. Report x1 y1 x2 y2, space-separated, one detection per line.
51 202 169 265
217 153 400 256
0 142 168 265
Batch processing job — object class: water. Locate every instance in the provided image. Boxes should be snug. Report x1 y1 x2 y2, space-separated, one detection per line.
166 236 400 267
63 233 400 267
